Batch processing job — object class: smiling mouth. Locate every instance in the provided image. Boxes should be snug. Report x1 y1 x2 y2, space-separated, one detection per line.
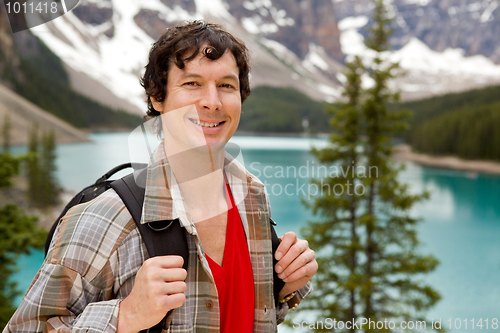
189 119 225 128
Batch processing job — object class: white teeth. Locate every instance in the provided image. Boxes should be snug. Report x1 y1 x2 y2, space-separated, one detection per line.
192 119 222 127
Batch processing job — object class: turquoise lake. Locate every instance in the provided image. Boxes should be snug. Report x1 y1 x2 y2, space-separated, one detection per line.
12 133 500 331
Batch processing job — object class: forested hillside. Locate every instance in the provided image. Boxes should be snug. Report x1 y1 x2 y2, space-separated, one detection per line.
396 84 500 160
14 52 142 130
239 86 330 134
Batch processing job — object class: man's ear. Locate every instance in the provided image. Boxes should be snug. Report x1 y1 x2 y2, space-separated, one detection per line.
150 97 164 113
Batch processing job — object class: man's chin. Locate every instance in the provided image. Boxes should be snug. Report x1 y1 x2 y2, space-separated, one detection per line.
184 141 227 158
177 140 227 155
206 141 227 151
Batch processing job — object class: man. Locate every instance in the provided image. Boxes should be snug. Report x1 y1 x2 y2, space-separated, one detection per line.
4 21 317 333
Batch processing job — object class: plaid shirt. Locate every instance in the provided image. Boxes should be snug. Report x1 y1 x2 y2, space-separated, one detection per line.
4 143 311 333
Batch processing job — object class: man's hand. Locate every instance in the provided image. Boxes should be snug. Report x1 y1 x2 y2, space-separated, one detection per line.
274 232 317 300
117 256 187 333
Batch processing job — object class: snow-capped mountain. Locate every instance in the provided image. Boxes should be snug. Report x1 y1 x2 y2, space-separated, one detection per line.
335 0 500 63
24 0 500 113
335 0 500 99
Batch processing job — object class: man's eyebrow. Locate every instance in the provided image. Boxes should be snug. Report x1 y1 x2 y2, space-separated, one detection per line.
221 74 239 81
180 73 239 82
181 73 203 79
219 74 240 87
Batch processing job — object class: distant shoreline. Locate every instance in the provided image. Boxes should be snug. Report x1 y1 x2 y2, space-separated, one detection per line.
234 131 329 138
87 130 329 138
394 144 500 175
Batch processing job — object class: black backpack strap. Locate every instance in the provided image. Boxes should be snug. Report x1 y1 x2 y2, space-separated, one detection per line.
110 170 190 268
95 163 133 186
110 169 188 333
110 172 144 227
270 219 286 308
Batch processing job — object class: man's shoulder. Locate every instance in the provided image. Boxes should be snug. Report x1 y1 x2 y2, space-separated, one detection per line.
46 188 137 277
60 188 134 231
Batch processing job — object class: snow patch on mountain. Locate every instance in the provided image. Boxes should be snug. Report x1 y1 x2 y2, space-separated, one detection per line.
404 0 432 6
242 0 272 11
303 44 330 72
86 0 112 6
242 16 279 34
31 7 152 111
338 16 370 58
391 38 500 77
141 0 196 21
241 0 294 26
194 0 232 19
480 1 498 22
338 16 369 30
260 37 307 76
316 83 340 101
240 0 294 35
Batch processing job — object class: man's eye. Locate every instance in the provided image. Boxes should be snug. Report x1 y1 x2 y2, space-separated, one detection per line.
184 82 198 86
221 84 235 89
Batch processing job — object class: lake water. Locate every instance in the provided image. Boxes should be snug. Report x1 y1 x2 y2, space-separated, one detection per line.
12 133 500 331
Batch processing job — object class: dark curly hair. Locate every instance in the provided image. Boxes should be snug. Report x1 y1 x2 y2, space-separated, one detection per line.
141 21 251 119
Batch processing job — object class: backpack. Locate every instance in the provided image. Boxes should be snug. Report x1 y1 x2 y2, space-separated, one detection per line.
45 163 286 329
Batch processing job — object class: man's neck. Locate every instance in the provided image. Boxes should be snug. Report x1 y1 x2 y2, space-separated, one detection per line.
164 143 228 223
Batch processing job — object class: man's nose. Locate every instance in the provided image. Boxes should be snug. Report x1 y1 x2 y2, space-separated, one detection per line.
199 84 222 111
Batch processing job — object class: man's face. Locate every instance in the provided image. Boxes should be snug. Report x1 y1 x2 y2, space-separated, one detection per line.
154 49 242 155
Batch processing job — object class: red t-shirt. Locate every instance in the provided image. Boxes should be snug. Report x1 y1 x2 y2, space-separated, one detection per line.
206 182 255 333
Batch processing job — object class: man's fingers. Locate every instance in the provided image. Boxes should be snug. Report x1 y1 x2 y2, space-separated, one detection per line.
161 293 186 311
280 255 318 282
281 248 314 276
143 255 184 270
276 248 314 279
275 238 308 274
153 281 187 296
161 281 187 295
275 232 297 260
158 255 185 268
159 268 187 282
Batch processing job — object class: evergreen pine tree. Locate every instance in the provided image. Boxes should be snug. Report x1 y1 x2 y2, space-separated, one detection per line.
26 127 60 206
0 205 47 326
0 114 17 188
2 113 11 153
301 56 365 326
0 137 47 327
40 130 59 206
301 0 440 331
27 125 41 205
